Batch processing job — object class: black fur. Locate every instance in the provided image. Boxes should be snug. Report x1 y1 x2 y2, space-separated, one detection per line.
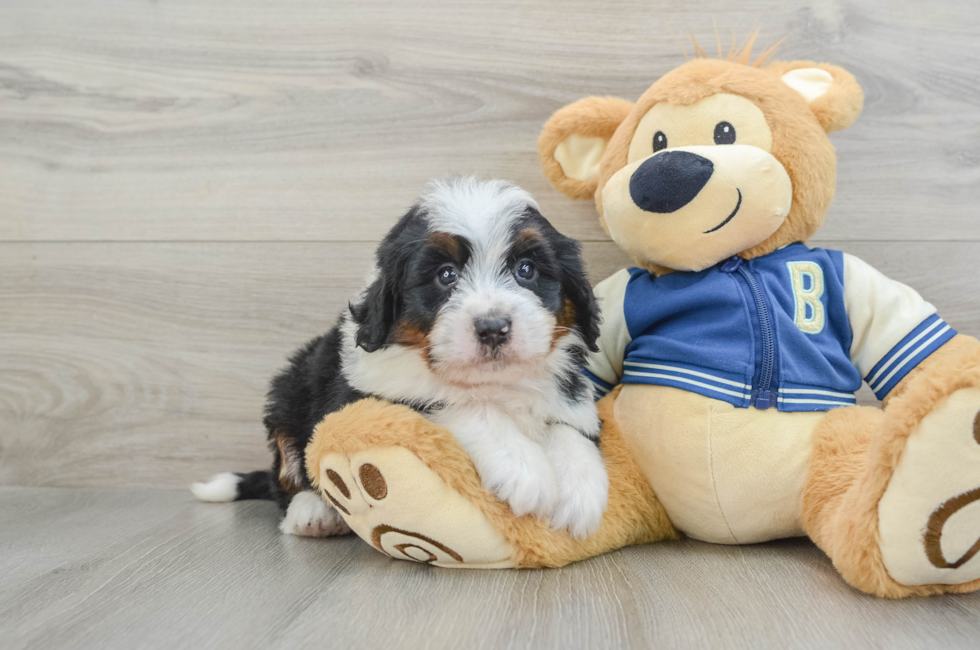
348 209 424 352
511 207 601 354
234 469 275 500
260 324 364 510
555 364 593 404
242 206 459 510
233 201 599 513
350 205 473 352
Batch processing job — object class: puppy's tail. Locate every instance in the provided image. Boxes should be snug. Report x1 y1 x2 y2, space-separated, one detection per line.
190 470 274 502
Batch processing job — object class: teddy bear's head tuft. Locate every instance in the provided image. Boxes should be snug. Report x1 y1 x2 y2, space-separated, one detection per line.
539 56 863 274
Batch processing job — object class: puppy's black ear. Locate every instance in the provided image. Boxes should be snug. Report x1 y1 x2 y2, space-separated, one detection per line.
349 273 399 353
554 235 601 353
349 206 425 352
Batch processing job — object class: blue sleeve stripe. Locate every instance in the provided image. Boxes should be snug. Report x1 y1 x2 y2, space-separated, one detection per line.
623 360 750 389
583 368 614 402
622 369 752 400
583 368 615 391
866 315 944 387
778 396 856 407
867 320 956 399
780 387 855 400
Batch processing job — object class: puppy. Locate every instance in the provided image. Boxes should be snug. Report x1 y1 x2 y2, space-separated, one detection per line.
192 178 609 539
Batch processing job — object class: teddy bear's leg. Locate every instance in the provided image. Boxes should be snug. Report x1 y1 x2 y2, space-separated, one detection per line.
304 392 677 569
803 335 980 597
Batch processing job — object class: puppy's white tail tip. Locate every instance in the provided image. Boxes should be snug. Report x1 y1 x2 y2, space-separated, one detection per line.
190 472 241 502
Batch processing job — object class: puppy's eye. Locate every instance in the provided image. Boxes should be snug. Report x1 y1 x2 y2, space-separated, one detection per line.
714 121 736 145
515 259 537 281
653 131 668 153
436 265 458 286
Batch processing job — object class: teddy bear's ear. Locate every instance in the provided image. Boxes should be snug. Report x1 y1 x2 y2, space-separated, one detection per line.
768 61 864 133
538 96 634 200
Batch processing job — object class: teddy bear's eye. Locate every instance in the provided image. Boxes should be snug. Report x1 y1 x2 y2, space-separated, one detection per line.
714 121 736 145
652 131 668 153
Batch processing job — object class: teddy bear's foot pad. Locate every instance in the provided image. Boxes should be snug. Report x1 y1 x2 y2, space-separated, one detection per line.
879 388 980 586
315 447 517 568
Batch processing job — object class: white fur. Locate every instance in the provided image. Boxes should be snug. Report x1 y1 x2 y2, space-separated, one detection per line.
341 177 607 537
280 490 351 537
190 472 241 503
422 177 552 380
546 424 609 538
435 405 559 519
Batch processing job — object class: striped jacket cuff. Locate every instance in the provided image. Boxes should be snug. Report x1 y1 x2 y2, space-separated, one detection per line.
583 368 616 401
621 360 752 408
865 315 957 400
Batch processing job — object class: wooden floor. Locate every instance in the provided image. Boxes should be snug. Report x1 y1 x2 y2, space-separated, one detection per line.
2 487 979 650
3 0 980 647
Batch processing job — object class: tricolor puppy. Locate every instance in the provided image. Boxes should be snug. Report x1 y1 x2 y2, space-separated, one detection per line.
192 178 609 539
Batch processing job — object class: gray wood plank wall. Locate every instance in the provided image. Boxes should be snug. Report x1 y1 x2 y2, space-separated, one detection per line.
2 0 979 488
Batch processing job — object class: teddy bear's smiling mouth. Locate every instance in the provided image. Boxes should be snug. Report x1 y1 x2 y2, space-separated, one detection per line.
703 189 743 234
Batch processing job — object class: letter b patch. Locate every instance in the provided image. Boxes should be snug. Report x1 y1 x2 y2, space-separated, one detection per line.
787 261 825 334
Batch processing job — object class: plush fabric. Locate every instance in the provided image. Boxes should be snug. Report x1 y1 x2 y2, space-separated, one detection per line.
304 52 980 598
614 384 822 544
307 394 677 569
538 96 634 201
804 335 980 597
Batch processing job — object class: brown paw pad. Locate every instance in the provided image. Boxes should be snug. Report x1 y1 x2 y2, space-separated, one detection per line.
371 525 462 564
359 463 387 501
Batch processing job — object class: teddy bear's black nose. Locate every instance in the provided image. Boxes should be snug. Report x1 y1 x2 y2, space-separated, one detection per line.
629 151 714 213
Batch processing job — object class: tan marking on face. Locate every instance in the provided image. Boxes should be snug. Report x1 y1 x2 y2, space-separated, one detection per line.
392 321 433 367
428 231 462 261
515 227 543 249
551 298 576 348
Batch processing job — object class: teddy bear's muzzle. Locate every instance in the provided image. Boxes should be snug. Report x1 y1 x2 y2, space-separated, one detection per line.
628 150 715 214
600 145 793 272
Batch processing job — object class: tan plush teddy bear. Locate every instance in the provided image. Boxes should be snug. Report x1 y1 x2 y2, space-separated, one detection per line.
306 50 980 598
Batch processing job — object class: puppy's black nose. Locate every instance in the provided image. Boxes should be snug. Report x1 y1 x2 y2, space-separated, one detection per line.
629 150 714 213
474 317 511 348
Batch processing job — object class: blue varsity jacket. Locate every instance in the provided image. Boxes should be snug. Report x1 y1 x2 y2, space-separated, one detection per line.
584 243 956 412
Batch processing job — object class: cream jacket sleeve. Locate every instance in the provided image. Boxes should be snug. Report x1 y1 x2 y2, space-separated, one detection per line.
583 269 634 399
843 253 955 400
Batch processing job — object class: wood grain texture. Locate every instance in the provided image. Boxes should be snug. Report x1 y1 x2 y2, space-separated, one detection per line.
0 240 977 488
2 2 979 646
1 0 979 243
0 487 977 650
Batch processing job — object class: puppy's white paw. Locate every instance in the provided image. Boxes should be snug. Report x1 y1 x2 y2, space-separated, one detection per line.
280 490 350 538
480 439 558 520
547 428 609 539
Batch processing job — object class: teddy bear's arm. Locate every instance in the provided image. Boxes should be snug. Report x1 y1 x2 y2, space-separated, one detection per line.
583 269 633 399
842 253 957 401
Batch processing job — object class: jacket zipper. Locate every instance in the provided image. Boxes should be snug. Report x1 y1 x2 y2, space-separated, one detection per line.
721 255 776 409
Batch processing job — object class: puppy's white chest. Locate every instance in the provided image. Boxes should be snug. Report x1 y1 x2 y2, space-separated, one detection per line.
430 395 547 443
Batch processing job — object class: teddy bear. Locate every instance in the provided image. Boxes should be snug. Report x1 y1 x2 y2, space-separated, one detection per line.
305 48 980 598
